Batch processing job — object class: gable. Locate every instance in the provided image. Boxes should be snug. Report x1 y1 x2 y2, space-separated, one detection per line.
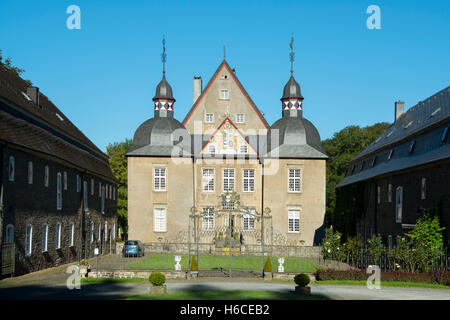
200 117 258 156
183 60 269 135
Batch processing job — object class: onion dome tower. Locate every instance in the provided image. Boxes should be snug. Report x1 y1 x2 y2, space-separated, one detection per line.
266 36 327 159
127 37 190 156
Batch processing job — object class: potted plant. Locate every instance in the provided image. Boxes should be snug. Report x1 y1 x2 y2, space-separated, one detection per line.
190 256 199 277
263 257 272 280
149 272 167 294
294 273 311 295
78 259 90 278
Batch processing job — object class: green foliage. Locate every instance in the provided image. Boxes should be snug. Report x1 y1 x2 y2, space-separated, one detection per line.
294 274 310 287
190 256 198 271
367 234 386 264
321 226 343 260
106 139 133 239
322 122 390 235
263 257 272 272
149 272 166 286
0 49 32 85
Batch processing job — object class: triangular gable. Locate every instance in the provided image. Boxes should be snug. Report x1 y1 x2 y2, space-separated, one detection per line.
200 117 258 156
182 59 269 130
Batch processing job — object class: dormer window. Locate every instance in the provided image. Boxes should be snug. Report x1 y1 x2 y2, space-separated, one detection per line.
220 89 229 100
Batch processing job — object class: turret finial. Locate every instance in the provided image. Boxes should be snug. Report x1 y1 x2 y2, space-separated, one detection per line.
289 34 295 76
161 35 167 75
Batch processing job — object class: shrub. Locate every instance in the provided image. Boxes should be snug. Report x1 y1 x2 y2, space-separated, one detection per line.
314 269 450 285
79 259 89 265
294 274 310 287
263 257 272 272
190 256 198 271
149 272 166 286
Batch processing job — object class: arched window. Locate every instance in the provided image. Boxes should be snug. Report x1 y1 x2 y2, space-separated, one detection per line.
90 222 94 243
8 156 15 181
5 224 14 244
42 224 48 251
56 172 62 210
56 223 62 249
28 161 33 184
69 223 75 247
25 224 33 256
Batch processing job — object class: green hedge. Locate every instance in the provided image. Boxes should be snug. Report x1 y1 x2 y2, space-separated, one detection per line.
315 269 450 285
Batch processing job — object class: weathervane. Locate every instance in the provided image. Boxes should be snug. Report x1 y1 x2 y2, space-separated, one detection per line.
161 35 167 75
289 34 295 76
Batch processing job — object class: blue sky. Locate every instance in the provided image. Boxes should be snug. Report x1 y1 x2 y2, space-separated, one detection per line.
1 0 449 152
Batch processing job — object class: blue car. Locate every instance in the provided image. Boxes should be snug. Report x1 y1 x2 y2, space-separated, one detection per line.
122 240 145 257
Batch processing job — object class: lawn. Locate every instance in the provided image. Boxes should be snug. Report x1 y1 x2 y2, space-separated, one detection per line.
127 290 330 300
124 254 324 273
314 280 450 290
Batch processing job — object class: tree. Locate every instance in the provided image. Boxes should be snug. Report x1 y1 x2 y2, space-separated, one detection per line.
322 122 391 235
106 139 133 240
0 49 32 84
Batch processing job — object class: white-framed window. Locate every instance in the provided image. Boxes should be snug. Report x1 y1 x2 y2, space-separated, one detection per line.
104 221 108 241
109 185 112 199
44 165 49 187
421 177 426 200
288 209 300 233
388 184 393 202
154 208 167 232
236 113 245 123
205 113 214 123
42 224 48 252
99 182 101 198
5 224 14 244
113 187 116 201
243 210 255 231
220 89 229 99
239 145 248 153
377 186 381 204
154 168 166 191
63 172 67 190
91 179 94 195
83 181 88 211
288 169 301 193
56 223 62 249
90 222 94 243
56 172 62 210
395 186 403 223
202 207 214 230
8 156 15 181
243 169 255 192
113 223 116 240
69 223 74 246
25 224 32 256
105 184 108 199
223 169 235 192
97 223 101 242
202 168 215 192
101 186 105 214
208 144 216 155
28 161 33 184
76 174 81 192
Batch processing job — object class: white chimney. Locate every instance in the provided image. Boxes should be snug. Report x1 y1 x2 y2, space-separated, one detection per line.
193 76 202 104
395 101 404 122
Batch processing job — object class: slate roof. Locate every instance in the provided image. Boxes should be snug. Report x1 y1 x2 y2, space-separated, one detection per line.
338 86 450 188
0 65 117 182
265 116 328 159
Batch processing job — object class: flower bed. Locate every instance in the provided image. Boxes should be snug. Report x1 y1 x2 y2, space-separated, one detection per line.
315 268 450 285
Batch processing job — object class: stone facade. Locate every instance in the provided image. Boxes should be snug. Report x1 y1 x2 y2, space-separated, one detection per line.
127 58 327 248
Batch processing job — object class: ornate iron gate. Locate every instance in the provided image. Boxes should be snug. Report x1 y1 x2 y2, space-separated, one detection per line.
187 192 272 276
